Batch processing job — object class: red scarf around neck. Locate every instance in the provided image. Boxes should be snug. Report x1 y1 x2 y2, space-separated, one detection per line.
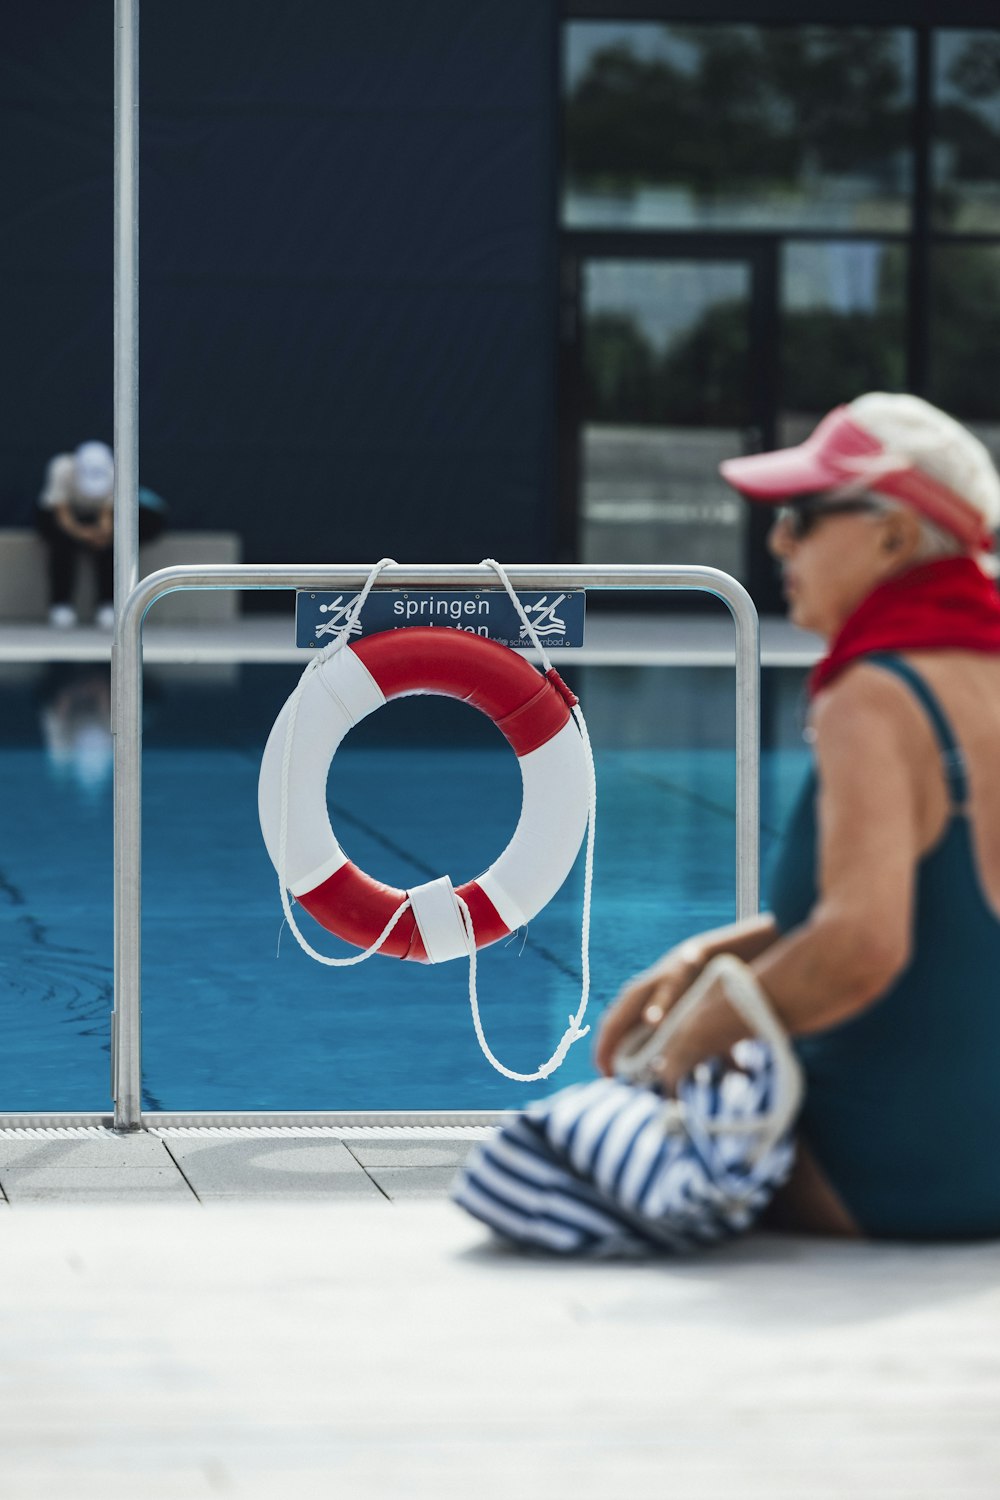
809 557 1000 698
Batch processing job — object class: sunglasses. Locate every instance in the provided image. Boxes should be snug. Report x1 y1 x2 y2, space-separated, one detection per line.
773 494 883 541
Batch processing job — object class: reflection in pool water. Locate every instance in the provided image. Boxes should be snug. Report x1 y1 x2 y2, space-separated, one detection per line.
39 667 113 797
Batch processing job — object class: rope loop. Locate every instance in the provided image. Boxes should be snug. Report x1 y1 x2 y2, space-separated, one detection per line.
474 558 597 1082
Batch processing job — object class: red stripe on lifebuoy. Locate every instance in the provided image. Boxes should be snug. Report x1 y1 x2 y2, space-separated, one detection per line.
353 628 570 756
454 880 513 953
297 863 510 963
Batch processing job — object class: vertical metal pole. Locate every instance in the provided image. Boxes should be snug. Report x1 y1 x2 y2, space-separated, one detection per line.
112 0 142 1129
729 591 760 921
114 0 139 607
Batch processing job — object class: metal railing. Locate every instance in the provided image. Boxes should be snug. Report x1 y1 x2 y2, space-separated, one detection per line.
109 562 760 1131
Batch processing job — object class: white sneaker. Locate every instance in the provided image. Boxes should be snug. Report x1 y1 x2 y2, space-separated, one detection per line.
49 604 78 629
96 603 116 630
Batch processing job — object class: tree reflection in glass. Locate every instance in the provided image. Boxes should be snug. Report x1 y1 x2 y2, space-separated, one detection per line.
563 24 913 231
579 261 749 575
932 31 1000 231
778 241 907 451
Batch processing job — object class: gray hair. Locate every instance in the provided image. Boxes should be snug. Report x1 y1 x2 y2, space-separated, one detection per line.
863 494 999 577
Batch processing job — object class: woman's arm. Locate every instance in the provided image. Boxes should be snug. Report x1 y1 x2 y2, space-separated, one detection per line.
617 667 923 1088
593 912 779 1076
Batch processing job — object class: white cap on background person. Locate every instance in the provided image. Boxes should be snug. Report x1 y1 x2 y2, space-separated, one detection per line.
73 441 115 501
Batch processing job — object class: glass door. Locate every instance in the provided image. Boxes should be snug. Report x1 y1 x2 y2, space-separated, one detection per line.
560 246 777 597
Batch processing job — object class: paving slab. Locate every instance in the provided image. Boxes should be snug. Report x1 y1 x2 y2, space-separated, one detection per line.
162 1134 387 1199
0 1134 196 1204
2 1167 195 1204
366 1165 461 1198
344 1138 477 1168
0 1203 998 1499
0 1133 173 1170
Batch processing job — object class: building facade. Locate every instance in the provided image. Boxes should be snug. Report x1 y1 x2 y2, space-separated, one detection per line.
2 2 999 613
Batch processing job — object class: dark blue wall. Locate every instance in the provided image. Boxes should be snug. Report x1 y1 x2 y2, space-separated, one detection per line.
0 3 559 598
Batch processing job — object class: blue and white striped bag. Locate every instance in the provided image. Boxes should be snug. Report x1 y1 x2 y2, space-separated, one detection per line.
452 957 804 1257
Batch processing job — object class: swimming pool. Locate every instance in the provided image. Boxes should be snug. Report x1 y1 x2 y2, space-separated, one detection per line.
0 661 810 1113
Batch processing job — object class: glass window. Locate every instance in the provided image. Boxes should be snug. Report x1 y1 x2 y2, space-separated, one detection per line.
932 30 1000 232
579 259 750 576
928 246 1000 473
779 240 907 447
562 23 914 231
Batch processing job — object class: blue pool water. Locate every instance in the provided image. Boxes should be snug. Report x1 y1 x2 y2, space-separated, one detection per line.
0 662 811 1112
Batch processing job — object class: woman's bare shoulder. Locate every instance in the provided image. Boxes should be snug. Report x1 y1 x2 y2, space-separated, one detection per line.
902 649 1000 701
809 662 918 742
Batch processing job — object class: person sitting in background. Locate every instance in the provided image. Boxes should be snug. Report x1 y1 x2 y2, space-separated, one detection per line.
36 441 167 628
597 392 1000 1241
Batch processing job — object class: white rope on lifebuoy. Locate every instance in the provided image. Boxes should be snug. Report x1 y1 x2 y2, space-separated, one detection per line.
258 559 597 1081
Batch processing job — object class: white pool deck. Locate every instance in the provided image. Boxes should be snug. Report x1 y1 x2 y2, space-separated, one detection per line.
6 614 998 1496
1 1132 998 1500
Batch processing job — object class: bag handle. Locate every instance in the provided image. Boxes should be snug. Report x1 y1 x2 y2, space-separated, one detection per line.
613 954 805 1162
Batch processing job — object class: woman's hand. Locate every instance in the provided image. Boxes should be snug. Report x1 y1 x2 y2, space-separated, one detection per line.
592 914 781 1079
593 939 707 1077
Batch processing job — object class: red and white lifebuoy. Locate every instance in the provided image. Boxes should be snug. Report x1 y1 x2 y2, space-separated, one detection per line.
258 627 591 964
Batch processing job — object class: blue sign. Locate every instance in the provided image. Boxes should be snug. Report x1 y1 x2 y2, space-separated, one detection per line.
296 589 585 650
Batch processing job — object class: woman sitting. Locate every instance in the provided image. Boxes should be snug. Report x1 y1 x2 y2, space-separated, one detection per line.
596 392 1000 1240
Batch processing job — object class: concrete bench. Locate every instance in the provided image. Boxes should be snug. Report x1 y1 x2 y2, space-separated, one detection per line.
0 528 242 624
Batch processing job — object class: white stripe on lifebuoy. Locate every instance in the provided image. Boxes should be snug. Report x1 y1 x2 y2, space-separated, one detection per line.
258 627 590 963
476 722 591 932
259 646 384 896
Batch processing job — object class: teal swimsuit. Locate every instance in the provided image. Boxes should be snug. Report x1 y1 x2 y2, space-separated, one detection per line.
769 654 1000 1239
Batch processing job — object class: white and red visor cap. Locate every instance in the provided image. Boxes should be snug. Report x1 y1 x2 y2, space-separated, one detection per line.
719 393 1000 553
